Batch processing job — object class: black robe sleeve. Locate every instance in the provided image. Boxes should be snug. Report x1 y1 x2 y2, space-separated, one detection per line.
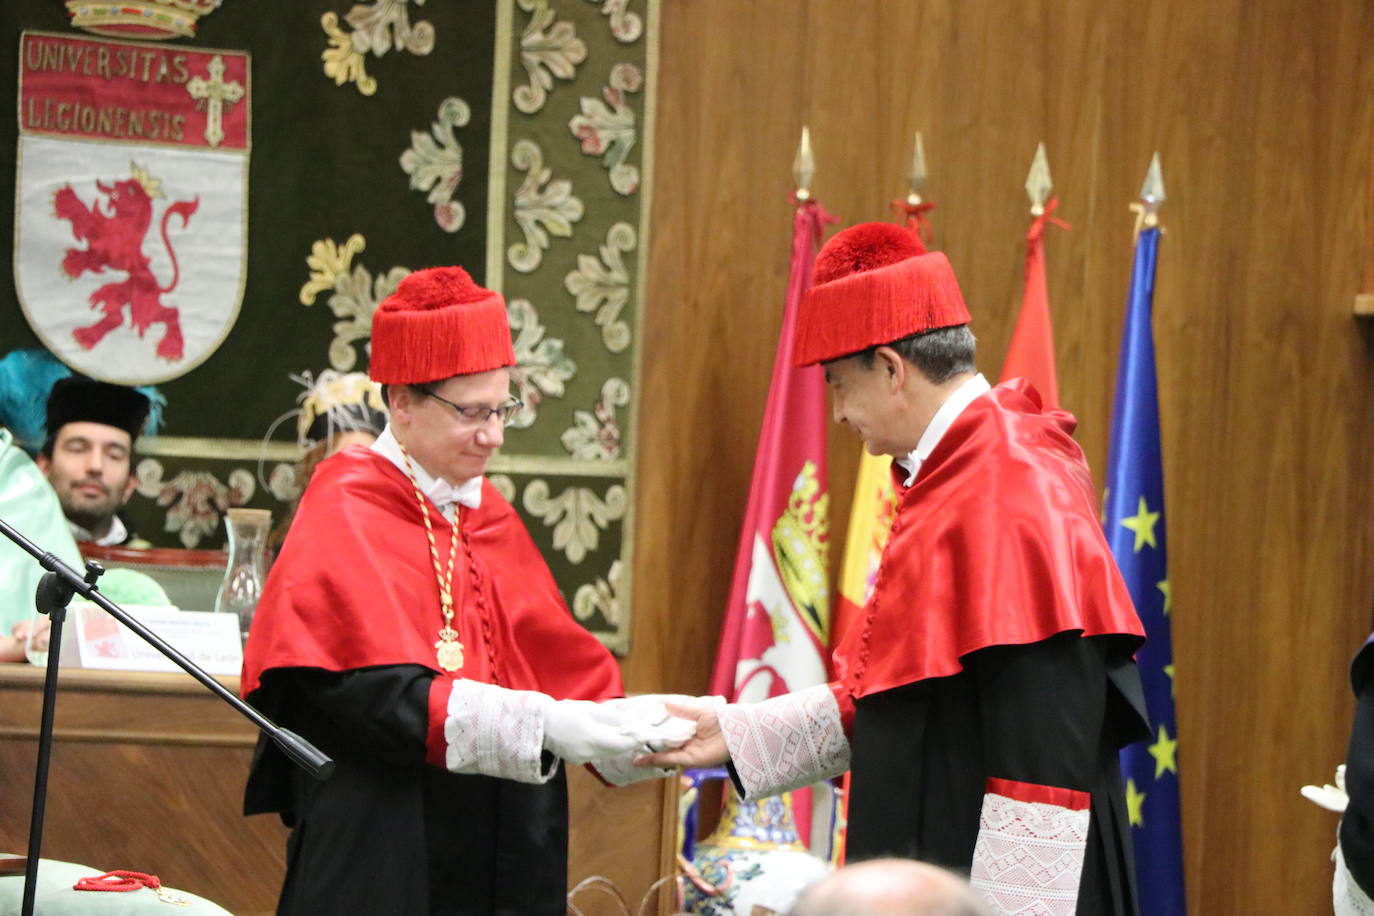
244 664 433 818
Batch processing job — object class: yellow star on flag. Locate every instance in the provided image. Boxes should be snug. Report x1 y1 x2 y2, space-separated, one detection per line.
1164 663 1176 698
1158 579 1172 616
1119 495 1160 552
1148 723 1179 779
1126 778 1146 827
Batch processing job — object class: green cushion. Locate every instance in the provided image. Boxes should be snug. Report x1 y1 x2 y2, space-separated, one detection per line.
0 857 232 914
92 568 174 608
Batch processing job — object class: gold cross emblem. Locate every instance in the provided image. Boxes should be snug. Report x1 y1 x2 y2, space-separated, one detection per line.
186 55 244 149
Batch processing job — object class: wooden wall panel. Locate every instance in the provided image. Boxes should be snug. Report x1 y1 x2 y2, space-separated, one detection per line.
626 1 1374 911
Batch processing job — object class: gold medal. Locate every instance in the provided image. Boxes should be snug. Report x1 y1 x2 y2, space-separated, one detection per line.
436 638 464 672
436 624 463 671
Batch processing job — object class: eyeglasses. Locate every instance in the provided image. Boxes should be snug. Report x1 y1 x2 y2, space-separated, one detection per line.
422 389 524 427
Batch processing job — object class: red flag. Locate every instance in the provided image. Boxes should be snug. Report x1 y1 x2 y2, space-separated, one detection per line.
999 196 1068 407
709 195 837 847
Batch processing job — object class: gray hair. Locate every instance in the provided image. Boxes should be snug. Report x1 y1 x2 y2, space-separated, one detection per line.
787 858 991 916
849 325 977 384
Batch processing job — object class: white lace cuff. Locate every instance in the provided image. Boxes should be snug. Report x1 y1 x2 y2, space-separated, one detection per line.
969 778 1091 916
1336 837 1374 916
443 679 556 785
718 683 851 799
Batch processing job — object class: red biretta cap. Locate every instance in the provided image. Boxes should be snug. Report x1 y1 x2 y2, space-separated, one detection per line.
793 222 971 367
369 266 516 384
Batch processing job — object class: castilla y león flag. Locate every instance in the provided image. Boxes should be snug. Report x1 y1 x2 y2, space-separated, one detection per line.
14 31 249 385
711 197 835 715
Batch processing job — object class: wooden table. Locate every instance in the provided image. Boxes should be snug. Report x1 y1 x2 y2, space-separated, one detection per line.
0 665 678 915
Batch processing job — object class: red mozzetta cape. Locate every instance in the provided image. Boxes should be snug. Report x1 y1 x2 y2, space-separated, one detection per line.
833 379 1145 700
240 447 623 704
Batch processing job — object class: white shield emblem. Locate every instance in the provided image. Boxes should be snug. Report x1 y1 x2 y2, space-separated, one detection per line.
14 31 249 385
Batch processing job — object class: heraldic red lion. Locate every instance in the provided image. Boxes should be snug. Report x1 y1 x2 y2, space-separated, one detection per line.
52 163 199 362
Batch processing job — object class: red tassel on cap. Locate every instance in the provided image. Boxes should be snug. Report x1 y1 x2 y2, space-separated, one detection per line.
793 222 970 367
814 221 927 283
369 267 517 384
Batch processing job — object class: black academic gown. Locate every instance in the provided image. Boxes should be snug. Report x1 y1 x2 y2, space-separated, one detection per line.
1342 636 1374 900
845 631 1150 916
245 665 569 916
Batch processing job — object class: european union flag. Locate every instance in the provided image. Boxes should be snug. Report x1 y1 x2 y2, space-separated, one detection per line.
1103 224 1187 914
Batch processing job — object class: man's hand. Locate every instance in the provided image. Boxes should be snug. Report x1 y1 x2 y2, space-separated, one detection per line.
12 618 50 653
0 619 44 662
633 701 729 769
0 635 25 663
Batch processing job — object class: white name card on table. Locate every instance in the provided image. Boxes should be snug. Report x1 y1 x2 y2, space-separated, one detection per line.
63 603 243 676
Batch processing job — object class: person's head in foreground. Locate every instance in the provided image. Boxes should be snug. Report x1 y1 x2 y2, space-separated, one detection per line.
370 266 521 485
788 858 991 916
794 221 976 457
37 376 150 542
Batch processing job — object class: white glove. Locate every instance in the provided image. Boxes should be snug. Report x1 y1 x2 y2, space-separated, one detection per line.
540 698 644 764
1302 763 1349 813
600 694 699 753
583 695 703 785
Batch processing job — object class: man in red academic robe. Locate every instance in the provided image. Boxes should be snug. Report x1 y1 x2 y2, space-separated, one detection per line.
241 267 689 916
641 223 1151 916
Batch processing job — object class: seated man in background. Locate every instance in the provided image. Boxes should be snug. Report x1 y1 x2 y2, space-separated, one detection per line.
36 377 152 549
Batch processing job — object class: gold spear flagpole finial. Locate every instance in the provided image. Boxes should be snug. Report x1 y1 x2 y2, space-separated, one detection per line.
907 130 927 205
1025 142 1053 215
1135 151 1166 230
793 126 816 201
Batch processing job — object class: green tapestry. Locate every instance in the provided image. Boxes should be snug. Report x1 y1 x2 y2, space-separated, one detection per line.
0 0 655 653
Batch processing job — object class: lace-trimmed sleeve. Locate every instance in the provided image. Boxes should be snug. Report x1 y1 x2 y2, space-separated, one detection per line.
717 683 851 799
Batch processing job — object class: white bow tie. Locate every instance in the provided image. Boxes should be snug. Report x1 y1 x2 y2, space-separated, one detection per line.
426 475 483 511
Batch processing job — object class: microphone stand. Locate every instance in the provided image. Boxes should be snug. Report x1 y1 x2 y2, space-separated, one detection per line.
0 516 334 916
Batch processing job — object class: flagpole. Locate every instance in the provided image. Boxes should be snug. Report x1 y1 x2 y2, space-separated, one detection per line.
999 142 1065 407
887 130 935 243
794 125 815 202
1026 142 1051 217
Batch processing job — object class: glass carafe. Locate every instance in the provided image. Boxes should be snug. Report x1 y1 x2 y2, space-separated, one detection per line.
215 508 271 643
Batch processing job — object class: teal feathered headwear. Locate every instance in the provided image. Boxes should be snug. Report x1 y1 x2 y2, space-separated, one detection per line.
0 348 165 455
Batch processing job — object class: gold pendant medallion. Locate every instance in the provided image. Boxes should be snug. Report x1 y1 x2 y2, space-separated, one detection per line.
436 638 464 672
